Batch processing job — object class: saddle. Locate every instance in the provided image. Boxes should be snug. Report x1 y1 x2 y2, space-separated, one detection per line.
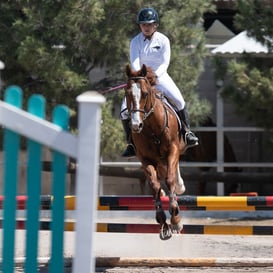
157 93 182 133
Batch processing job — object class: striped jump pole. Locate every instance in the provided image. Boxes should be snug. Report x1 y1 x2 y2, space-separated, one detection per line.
98 195 273 211
2 220 272 236
96 223 273 236
0 195 272 236
0 195 273 211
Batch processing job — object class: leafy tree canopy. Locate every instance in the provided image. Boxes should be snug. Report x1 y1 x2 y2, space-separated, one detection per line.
235 0 273 50
213 0 273 129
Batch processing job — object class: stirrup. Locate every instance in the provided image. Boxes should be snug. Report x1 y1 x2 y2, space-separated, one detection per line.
121 143 136 158
184 131 199 148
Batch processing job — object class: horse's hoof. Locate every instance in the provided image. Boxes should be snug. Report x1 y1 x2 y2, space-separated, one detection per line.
159 223 172 240
171 219 183 234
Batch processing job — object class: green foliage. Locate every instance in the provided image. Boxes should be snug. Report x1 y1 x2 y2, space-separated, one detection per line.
222 59 273 128
0 0 214 158
0 0 100 107
213 1 273 129
100 97 124 159
235 0 273 50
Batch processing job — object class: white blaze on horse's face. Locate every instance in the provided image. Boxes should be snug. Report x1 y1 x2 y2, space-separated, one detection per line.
131 82 143 133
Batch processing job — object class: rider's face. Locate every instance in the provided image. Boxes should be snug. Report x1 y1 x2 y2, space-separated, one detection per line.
139 23 158 37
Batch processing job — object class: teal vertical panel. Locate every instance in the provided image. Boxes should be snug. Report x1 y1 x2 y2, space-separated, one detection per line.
49 105 69 273
2 86 22 273
25 95 45 273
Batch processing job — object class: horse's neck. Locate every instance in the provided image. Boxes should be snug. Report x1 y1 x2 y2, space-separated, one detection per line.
146 89 167 123
148 88 160 108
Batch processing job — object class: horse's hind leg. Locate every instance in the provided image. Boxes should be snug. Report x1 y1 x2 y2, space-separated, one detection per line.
176 164 185 195
169 193 183 233
165 150 183 234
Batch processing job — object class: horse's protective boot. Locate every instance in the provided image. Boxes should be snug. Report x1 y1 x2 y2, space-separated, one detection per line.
178 108 199 148
121 119 136 158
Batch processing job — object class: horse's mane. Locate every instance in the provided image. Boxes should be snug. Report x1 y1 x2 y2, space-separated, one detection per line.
145 66 157 86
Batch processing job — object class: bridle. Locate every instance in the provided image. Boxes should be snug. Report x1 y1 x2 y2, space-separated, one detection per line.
127 76 157 121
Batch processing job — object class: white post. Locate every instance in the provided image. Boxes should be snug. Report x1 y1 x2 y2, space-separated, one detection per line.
216 81 224 196
0 60 5 98
72 91 105 273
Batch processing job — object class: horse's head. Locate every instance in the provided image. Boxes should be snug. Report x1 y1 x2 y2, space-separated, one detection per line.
125 64 154 133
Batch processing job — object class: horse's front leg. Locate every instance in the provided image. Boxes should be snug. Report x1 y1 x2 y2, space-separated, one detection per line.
143 164 172 240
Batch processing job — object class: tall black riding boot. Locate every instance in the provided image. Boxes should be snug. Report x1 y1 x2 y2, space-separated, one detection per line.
178 108 199 148
121 119 136 158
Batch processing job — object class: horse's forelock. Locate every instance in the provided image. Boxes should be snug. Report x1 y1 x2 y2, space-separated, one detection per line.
129 70 140 78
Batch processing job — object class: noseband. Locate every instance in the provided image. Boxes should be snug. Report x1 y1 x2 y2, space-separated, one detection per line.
128 76 156 121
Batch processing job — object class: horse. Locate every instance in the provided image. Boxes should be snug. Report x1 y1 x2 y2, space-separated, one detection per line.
125 64 187 240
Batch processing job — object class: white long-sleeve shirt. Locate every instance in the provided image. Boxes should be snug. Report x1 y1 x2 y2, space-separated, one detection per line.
130 31 170 78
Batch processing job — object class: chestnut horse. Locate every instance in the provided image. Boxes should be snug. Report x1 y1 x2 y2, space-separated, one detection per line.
125 64 187 240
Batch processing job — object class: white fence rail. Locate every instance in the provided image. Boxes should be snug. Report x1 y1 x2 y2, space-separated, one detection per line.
0 89 105 273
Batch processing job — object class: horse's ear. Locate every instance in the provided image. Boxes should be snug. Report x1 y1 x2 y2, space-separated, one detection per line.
141 64 147 76
126 64 131 77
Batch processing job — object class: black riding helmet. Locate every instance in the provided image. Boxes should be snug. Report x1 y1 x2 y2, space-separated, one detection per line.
137 8 159 24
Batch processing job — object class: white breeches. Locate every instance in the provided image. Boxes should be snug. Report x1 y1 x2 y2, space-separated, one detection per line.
120 73 185 120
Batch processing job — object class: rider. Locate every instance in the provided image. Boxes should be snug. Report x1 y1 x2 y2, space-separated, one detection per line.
120 7 199 157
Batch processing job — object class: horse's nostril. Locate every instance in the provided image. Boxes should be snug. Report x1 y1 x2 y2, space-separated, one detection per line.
131 122 143 133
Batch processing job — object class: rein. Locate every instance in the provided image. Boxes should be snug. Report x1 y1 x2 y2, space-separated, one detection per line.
99 83 127 94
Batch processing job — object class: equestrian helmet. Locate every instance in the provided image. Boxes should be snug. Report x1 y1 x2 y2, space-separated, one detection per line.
137 8 159 24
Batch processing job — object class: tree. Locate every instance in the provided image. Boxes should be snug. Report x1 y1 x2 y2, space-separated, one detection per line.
0 0 214 158
213 0 273 129
235 0 273 51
